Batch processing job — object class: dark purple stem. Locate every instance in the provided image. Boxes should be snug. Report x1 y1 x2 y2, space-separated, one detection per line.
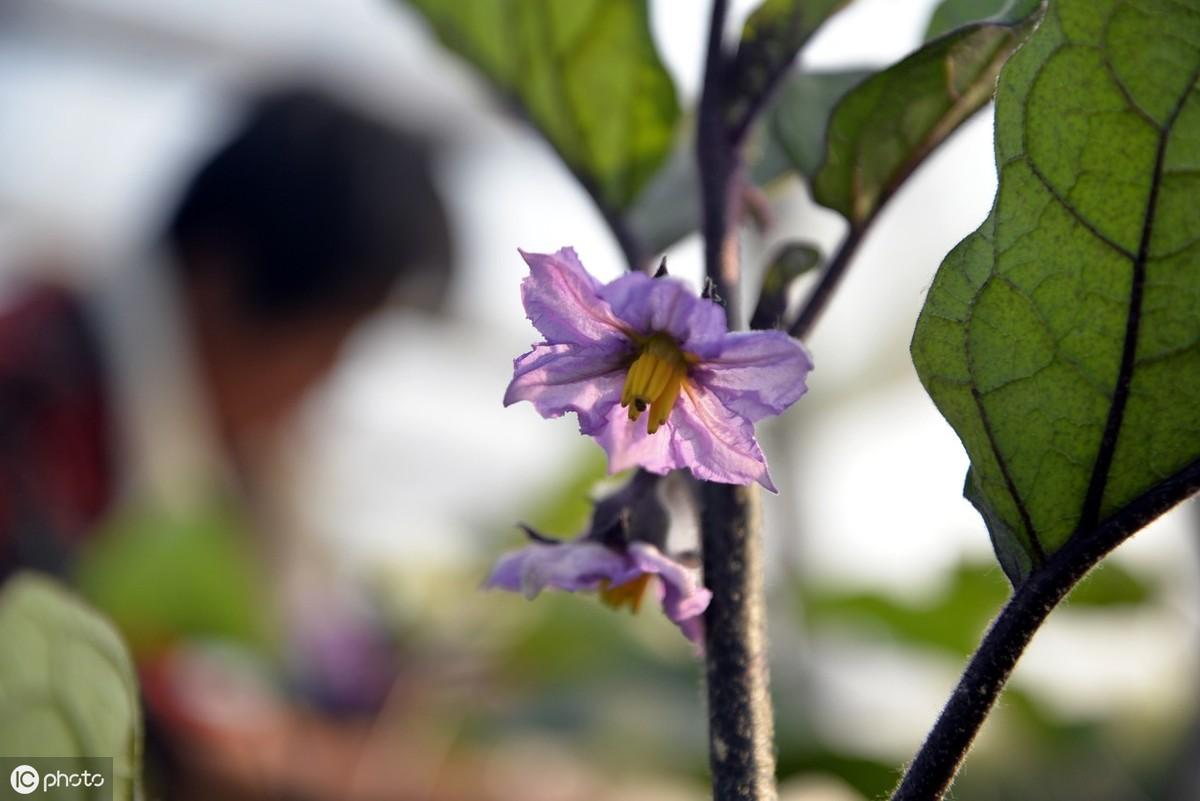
891 458 1200 801
697 2 778 800
787 223 865 339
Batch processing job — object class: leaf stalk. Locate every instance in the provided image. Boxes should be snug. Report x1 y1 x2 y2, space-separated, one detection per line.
891 458 1200 801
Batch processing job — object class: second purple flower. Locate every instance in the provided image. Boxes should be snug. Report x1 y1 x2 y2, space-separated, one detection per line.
504 248 812 491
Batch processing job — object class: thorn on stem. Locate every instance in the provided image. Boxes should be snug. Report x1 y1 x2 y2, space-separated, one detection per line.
702 276 726 308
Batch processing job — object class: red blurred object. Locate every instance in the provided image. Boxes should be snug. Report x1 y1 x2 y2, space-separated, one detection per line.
0 283 114 576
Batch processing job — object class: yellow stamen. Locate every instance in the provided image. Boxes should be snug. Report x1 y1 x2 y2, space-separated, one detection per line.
599 574 653 613
619 333 692 434
648 372 683 434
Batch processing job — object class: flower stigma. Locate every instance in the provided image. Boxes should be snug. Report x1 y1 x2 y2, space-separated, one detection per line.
599 573 654 613
620 333 695 434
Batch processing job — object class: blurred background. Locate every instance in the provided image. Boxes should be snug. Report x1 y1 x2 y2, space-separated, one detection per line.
2 0 1199 799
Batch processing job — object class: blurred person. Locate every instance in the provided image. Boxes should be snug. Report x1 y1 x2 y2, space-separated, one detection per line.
0 84 455 799
1 84 452 574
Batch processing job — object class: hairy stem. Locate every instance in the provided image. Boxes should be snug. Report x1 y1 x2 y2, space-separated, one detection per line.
697 2 778 799
892 457 1200 801
700 482 775 801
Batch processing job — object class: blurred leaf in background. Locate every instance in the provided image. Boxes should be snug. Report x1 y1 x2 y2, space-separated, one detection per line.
801 558 1152 659
0 573 142 800
74 502 276 658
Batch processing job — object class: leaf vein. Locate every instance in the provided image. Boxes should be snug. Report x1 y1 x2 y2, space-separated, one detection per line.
1076 63 1200 533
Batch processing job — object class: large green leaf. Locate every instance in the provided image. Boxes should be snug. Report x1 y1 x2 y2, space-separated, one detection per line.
811 11 1039 225
402 0 678 210
911 0 1200 584
925 0 1043 40
0 573 142 800
727 0 851 133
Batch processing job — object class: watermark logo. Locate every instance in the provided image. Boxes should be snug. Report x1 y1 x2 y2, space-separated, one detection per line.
8 766 37 796
0 758 111 799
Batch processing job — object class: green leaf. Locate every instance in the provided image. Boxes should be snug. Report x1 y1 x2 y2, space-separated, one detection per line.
402 0 678 210
75 502 276 657
812 11 1039 224
628 72 865 254
1065 560 1151 606
750 241 822 330
761 70 869 181
626 129 701 255
925 0 1043 41
0 573 142 800
728 0 851 133
804 560 1152 657
911 0 1200 584
805 562 1008 657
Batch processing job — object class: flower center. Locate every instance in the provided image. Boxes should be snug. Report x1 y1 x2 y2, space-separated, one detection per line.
599 573 653 613
620 333 693 434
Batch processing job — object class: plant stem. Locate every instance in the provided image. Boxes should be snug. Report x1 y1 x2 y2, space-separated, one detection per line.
570 171 646 271
787 223 865 339
594 185 648 271
700 482 775 801
697 2 778 799
891 457 1200 801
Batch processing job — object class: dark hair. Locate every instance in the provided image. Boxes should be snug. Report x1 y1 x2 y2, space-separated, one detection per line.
166 86 452 318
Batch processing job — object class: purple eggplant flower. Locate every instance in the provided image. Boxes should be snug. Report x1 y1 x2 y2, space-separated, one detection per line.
504 247 812 491
486 538 711 645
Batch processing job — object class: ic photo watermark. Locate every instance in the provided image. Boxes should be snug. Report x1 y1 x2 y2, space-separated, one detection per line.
1 758 112 800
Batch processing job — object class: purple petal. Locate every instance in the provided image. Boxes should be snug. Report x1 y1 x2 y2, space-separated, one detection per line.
519 248 627 346
592 402 677 476
694 331 813 422
600 273 727 354
628 543 711 645
485 540 637 599
589 383 775 491
485 548 531 592
672 383 777 492
504 342 629 434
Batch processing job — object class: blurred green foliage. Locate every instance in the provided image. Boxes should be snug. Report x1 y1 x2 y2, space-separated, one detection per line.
0 573 142 800
74 502 275 657
802 559 1151 658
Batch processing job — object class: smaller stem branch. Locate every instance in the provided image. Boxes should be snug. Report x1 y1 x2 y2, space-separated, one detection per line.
727 53 798 147
597 193 649 272
787 224 865 339
572 172 647 272
891 457 1200 801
